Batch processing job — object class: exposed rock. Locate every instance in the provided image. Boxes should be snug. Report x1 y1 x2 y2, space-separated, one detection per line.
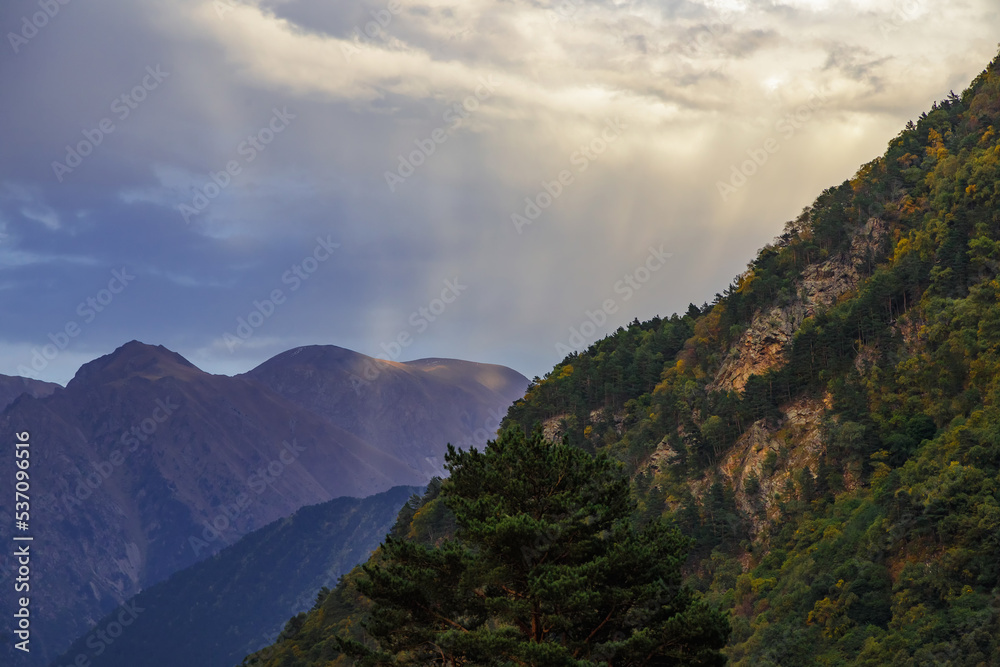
711 304 803 394
591 407 627 435
711 218 889 394
642 437 681 478
692 396 830 538
854 343 880 375
541 414 567 442
543 409 628 446
894 314 925 350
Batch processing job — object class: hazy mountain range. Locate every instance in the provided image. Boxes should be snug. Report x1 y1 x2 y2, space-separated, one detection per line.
0 341 527 666
50 485 423 667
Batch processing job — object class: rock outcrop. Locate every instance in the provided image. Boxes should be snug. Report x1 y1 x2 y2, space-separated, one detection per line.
711 217 889 393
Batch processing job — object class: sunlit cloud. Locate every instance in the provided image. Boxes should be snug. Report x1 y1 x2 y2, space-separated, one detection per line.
0 0 996 383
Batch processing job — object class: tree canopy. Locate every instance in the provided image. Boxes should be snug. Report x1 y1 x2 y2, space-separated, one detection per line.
339 428 730 666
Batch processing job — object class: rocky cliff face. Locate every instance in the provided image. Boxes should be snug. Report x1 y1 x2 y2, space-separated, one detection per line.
656 216 892 540
711 217 889 393
710 395 831 537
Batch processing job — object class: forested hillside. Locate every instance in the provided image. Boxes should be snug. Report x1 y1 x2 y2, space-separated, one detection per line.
242 52 1000 666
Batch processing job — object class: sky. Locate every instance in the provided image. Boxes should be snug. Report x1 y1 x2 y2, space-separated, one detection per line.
0 0 997 385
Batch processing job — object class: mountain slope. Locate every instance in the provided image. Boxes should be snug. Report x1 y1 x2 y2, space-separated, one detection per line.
505 53 1000 666
0 341 424 666
247 346 529 478
0 373 59 411
0 342 526 666
242 52 1000 667
49 485 422 667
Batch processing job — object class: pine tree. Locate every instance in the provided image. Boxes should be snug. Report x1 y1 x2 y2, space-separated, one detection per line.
339 428 730 666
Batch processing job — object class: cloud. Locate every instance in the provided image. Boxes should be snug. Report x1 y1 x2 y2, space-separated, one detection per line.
0 0 997 382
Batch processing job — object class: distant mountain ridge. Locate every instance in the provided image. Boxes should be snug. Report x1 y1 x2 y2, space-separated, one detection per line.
0 341 527 666
247 345 528 478
0 373 59 411
49 485 423 667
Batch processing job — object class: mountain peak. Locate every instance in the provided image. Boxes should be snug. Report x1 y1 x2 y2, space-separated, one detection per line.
247 344 398 378
67 340 201 388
